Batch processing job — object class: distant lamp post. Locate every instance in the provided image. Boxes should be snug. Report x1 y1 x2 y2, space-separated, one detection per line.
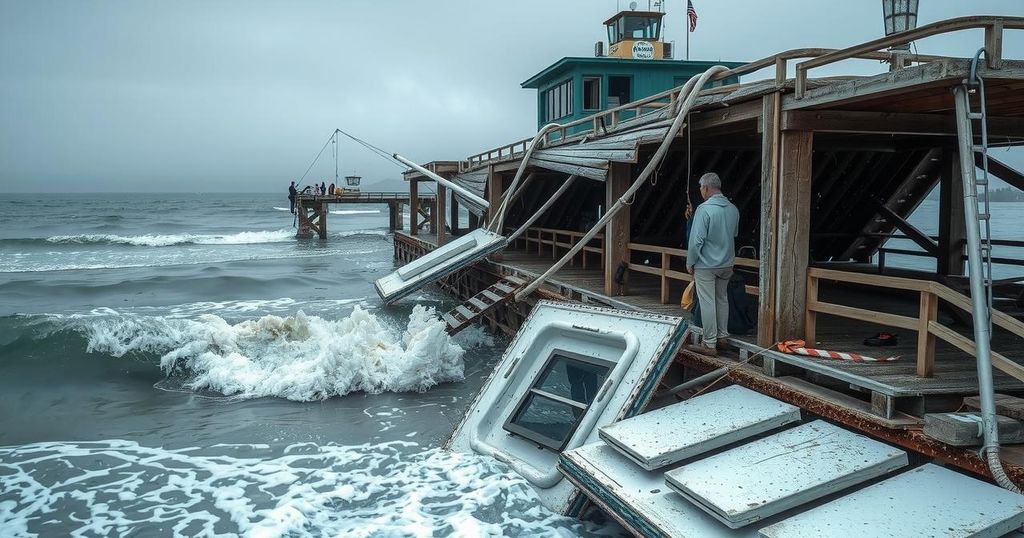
882 0 919 51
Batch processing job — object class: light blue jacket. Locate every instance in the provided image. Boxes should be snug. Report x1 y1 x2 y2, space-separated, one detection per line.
687 194 739 270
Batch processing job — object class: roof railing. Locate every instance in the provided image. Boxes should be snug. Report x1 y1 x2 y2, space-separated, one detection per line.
794 16 1024 98
462 15 1021 171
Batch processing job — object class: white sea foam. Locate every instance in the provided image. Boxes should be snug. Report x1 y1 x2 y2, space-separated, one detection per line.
81 305 465 401
0 440 593 537
273 206 291 211
82 297 367 318
330 209 381 216
46 230 295 247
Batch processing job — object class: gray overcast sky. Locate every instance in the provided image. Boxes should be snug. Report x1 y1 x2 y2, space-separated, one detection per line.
1 0 1022 192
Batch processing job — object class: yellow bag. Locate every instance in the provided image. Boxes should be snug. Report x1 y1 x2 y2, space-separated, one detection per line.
681 281 696 310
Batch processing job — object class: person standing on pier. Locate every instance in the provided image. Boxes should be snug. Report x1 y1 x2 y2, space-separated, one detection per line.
685 172 739 356
288 181 298 214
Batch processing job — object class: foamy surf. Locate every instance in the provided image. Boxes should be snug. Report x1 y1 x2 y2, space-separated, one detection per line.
0 440 594 537
80 305 465 401
330 209 381 215
46 230 295 247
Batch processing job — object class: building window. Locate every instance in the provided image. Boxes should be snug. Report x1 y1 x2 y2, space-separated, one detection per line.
544 79 573 122
608 76 631 107
583 77 601 111
503 351 611 451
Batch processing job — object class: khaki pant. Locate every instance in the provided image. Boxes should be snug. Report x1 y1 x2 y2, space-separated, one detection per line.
694 267 733 347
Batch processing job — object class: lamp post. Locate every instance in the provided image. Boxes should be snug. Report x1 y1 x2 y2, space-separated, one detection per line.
882 0 920 51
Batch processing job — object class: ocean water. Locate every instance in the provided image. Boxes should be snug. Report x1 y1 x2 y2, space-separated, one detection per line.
883 198 1024 279
0 194 612 537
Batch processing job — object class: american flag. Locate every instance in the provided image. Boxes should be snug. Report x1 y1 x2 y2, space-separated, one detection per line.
687 0 698 32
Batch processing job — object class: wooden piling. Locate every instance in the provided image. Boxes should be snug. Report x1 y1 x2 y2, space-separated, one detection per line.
604 162 631 296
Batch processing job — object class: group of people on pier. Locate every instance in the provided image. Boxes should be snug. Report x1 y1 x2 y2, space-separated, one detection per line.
286 181 340 213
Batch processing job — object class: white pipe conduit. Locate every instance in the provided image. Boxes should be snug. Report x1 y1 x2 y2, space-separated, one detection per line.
488 123 563 233
393 153 490 211
514 65 730 301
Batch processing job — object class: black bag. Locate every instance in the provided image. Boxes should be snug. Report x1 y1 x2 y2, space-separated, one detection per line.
691 272 756 335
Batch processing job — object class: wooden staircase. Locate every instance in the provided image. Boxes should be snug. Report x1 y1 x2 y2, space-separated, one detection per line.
443 277 524 334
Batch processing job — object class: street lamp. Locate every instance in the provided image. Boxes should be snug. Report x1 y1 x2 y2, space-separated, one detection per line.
882 0 920 51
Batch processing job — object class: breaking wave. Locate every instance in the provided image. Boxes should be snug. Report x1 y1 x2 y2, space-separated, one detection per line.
77 305 465 401
44 230 295 247
0 440 593 537
330 209 381 215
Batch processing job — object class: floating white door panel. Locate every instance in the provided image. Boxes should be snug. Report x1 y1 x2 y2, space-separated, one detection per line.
599 385 801 471
375 228 506 304
665 420 907 528
446 301 686 514
759 463 1024 538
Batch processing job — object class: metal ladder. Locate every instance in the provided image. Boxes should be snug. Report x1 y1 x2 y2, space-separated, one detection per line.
952 55 995 342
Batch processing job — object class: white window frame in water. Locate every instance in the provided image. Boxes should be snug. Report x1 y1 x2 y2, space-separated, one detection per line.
503 349 612 451
544 79 573 122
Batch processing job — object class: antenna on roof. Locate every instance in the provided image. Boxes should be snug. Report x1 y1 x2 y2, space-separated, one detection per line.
629 1 637 10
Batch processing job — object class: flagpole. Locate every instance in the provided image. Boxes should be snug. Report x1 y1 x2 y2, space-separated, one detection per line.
686 24 690 60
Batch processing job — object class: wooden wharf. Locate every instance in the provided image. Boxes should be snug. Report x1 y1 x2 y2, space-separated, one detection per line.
386 16 1024 486
293 191 435 239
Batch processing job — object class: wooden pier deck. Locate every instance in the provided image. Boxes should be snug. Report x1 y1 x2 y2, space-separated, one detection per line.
492 246 1024 402
293 192 435 239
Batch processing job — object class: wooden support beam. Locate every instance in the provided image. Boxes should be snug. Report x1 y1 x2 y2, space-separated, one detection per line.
449 191 460 235
758 93 781 347
318 202 328 239
605 162 631 296
871 199 939 255
981 154 1024 192
775 129 814 340
917 291 938 377
486 165 502 229
409 180 419 236
436 185 447 245
938 151 966 276
689 100 763 132
986 20 1004 69
782 110 1024 138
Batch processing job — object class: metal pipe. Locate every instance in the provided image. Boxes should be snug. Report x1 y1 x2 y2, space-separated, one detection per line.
952 83 1020 493
507 175 578 243
657 367 729 397
393 154 489 211
515 66 729 301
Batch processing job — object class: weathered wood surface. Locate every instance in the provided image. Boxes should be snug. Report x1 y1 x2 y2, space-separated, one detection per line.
604 162 631 296
775 130 813 340
497 247 1024 398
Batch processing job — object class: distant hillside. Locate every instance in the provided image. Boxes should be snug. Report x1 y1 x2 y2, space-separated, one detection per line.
990 187 1024 202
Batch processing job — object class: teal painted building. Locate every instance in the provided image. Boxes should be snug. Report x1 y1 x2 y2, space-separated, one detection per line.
522 57 744 132
521 9 743 132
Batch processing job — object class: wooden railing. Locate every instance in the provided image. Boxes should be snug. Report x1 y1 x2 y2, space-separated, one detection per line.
794 16 1024 98
806 267 1024 382
516 227 605 270
461 29 969 172
295 192 434 203
627 243 760 304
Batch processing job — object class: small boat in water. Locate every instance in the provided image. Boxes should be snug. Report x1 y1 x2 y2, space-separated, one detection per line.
445 300 688 514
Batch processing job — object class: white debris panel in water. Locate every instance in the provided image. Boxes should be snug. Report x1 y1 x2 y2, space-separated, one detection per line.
446 301 685 515
599 385 801 471
759 463 1024 538
664 420 908 529
374 228 505 304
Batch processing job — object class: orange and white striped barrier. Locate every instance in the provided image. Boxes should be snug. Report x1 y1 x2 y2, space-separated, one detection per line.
776 340 899 363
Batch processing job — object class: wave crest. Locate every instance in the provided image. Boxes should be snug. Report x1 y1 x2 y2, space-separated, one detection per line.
45 230 295 247
82 305 465 400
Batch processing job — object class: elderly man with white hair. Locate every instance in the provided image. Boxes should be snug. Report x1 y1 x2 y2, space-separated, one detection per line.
685 172 740 356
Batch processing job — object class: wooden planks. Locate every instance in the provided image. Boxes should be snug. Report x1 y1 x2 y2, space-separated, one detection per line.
758 93 782 347
775 129 814 340
604 162 631 296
